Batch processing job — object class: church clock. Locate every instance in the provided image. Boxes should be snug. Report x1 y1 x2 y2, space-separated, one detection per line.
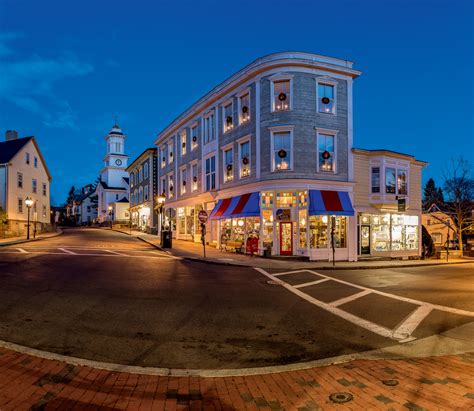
115 159 122 166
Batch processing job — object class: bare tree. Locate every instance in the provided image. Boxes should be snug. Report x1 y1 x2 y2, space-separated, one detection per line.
442 157 474 256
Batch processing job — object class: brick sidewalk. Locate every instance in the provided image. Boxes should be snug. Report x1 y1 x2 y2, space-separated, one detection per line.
0 347 472 410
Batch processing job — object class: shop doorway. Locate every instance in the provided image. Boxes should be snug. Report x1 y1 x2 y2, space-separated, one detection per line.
279 222 293 256
360 224 371 255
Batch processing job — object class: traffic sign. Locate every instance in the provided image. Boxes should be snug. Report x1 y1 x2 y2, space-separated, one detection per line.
198 210 208 223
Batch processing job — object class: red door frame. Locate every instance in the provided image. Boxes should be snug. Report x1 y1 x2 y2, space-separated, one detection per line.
279 222 293 256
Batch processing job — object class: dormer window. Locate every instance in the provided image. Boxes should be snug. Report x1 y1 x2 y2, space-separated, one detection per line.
238 93 250 124
272 79 291 111
317 82 335 114
223 102 233 133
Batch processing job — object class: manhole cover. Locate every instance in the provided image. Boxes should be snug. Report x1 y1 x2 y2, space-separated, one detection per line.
329 392 353 403
382 379 399 386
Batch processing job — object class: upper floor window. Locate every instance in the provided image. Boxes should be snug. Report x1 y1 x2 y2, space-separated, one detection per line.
115 194 119 200
139 187 143 203
223 102 233 133
144 185 149 201
42 183 47 196
168 140 174 163
161 146 167 168
168 174 174 198
204 112 215 144
130 172 134 187
34 156 38 168
223 147 233 183
239 140 250 178
181 168 187 195
271 130 292 171
398 170 408 195
317 83 335 114
17 172 23 188
25 153 30 165
317 133 335 172
18 198 23 213
238 93 250 125
144 163 148 180
191 124 199 150
180 130 187 156
192 163 198 192
138 167 143 183
205 156 216 191
272 80 291 111
385 168 396 194
371 167 380 193
161 177 167 197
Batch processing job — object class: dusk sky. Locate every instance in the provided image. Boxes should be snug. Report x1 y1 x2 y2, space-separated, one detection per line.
0 0 472 205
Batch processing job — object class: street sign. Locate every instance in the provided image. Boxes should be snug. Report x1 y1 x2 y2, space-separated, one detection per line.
398 198 406 212
198 210 208 223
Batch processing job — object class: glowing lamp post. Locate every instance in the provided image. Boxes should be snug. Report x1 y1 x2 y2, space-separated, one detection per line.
108 205 113 229
25 197 34 240
156 192 166 234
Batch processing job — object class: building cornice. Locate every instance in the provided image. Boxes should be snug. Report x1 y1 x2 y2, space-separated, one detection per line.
352 148 428 167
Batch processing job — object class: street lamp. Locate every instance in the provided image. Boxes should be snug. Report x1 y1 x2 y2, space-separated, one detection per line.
108 205 113 229
156 191 166 234
25 197 34 239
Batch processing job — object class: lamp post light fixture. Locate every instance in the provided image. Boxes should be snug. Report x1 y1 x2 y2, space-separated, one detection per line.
25 197 34 240
156 191 166 234
108 205 113 229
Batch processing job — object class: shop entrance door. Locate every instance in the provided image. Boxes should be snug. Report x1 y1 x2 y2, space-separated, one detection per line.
360 225 371 255
279 222 293 256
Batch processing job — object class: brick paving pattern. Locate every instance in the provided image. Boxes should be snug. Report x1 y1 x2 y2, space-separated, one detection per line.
0 348 473 410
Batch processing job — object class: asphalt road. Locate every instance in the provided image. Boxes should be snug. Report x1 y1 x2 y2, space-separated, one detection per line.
0 228 472 369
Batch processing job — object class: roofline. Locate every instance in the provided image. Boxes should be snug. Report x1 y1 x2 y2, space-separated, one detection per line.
154 51 362 144
352 148 428 166
126 147 157 172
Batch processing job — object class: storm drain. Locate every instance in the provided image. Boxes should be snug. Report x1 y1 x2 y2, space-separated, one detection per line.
329 392 353 403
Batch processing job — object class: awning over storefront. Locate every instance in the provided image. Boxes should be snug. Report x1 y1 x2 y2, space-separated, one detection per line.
209 192 260 220
308 190 354 216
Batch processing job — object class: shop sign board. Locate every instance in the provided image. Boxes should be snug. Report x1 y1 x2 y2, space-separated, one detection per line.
198 210 208 223
398 198 406 212
276 209 291 221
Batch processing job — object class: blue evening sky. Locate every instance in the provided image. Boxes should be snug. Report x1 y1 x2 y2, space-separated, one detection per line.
0 0 472 205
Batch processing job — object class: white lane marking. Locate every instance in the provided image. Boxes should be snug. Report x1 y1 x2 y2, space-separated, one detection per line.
307 270 474 318
58 248 77 255
272 270 309 277
293 278 330 289
105 250 126 256
330 289 372 307
392 305 433 340
16 248 28 253
255 267 402 341
0 250 178 259
149 251 182 259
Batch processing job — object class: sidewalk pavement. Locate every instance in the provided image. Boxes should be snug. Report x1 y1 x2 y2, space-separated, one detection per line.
113 228 472 270
0 344 472 410
0 229 62 247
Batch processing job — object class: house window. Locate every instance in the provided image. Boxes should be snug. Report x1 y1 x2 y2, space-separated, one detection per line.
130 172 134 187
116 194 119 200
34 156 38 168
42 205 47 218
17 172 23 188
168 140 174 163
276 192 297 208
239 140 250 178
223 148 233 183
192 163 198 192
18 198 23 213
371 167 380 193
181 168 187 195
139 187 143 203
32 179 37 194
272 131 292 171
238 93 250 124
25 153 30 164
138 167 142 183
317 133 335 172
144 185 149 201
205 156 216 191
42 183 47 196
191 124 198 150
204 112 215 144
223 103 233 133
144 163 148 180
180 130 187 156
168 174 174 198
385 167 396 194
161 146 167 168
317 83 335 114
161 177 167 196
398 170 408 195
272 80 291 111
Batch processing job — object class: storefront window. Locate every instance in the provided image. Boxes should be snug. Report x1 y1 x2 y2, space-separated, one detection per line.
261 192 274 208
333 216 347 248
299 210 307 248
276 192 297 208
298 191 308 207
262 209 274 249
371 214 390 252
310 215 328 248
178 207 185 234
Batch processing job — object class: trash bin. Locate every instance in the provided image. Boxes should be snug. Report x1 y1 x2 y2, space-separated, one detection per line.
161 230 172 248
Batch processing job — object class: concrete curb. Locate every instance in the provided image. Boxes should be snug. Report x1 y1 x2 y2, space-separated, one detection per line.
0 228 63 247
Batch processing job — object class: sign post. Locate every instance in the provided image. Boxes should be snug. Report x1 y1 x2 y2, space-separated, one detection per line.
198 210 208 259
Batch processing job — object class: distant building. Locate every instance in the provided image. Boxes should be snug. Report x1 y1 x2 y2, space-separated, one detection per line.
0 130 52 237
127 148 158 233
94 124 130 223
65 184 98 225
422 203 457 248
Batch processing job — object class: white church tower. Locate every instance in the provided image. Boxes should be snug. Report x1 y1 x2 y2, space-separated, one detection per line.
95 124 130 222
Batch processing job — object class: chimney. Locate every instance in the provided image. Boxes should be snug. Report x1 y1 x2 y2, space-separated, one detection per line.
6 130 18 141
